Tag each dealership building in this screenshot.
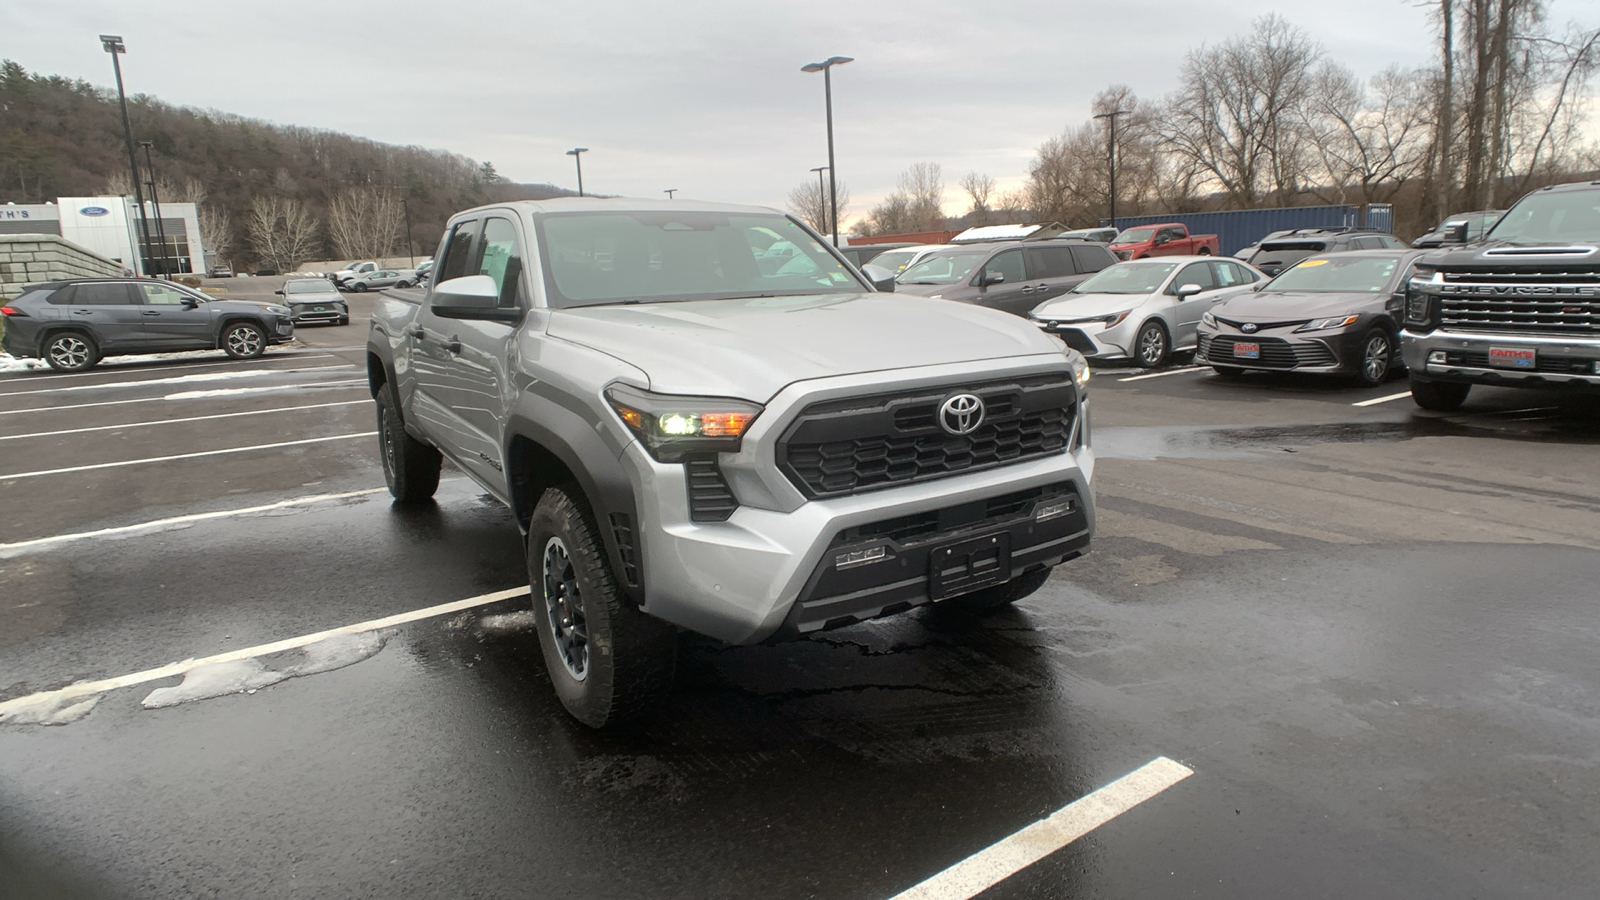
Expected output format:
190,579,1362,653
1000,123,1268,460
0,197,207,276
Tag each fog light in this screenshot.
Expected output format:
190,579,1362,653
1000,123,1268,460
835,546,888,570
1428,350,1448,364
1592,361,1600,375
1035,499,1074,523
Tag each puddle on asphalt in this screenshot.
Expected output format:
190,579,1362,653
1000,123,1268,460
1097,410,1600,461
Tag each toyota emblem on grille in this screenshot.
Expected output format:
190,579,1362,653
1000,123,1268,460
1240,322,1259,333
938,393,986,436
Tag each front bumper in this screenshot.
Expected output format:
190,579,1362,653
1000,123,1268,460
1035,318,1137,361
269,316,295,342
1401,329,1600,388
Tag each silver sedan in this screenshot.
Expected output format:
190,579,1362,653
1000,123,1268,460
344,269,418,292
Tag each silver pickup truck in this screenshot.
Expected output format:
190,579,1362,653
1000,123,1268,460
366,198,1095,727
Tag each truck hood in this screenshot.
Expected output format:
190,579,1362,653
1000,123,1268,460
1211,290,1388,321
1418,239,1600,268
1030,292,1155,321
545,292,1064,400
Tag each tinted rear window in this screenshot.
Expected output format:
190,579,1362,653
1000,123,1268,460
1027,246,1076,279
69,283,134,305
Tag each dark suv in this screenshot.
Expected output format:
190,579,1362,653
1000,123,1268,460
1246,230,1408,277
894,240,1118,316
0,279,294,371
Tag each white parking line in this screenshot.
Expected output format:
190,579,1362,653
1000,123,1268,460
0,400,368,442
1119,366,1202,383
0,353,338,384
0,487,388,557
0,364,356,398
1351,391,1413,407
0,380,368,417
888,757,1194,900
1,432,376,481
0,587,530,721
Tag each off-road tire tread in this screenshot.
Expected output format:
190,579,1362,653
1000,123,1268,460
529,485,675,728
377,387,441,502
1409,377,1471,411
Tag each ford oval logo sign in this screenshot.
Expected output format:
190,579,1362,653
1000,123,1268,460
79,206,110,217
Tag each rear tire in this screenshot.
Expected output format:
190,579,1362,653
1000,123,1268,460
1409,377,1471,411
221,321,266,359
940,567,1053,613
42,331,99,371
527,485,676,729
376,386,441,502
1197,247,1212,256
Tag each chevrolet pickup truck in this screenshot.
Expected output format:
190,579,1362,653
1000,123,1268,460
1402,181,1600,410
1110,223,1219,260
366,199,1096,727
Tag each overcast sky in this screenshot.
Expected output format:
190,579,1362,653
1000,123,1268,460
6,0,1597,221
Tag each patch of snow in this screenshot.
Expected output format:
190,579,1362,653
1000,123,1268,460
0,691,102,726
478,611,539,634
140,631,390,710
0,353,50,373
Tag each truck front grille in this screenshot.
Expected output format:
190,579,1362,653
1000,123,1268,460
778,374,1076,499
1433,267,1600,335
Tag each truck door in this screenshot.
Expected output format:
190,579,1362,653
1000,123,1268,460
406,218,483,480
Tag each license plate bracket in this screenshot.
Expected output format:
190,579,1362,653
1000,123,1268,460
929,533,1012,601
1488,347,1536,369
1233,342,1261,359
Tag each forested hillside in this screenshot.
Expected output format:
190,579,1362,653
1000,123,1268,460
0,60,573,267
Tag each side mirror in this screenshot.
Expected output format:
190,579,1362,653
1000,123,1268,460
181,297,200,309
1175,283,1204,298
981,271,1006,287
1153,235,1171,246
1443,221,1469,243
860,263,896,293
273,289,284,295
431,274,522,322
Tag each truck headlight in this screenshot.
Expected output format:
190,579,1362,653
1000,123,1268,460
605,384,762,462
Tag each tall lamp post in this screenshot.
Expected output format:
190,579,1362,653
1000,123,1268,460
809,165,829,235
801,56,852,247
101,35,153,276
1093,108,1129,230
663,189,677,199
138,141,172,276
401,197,416,266
566,147,588,197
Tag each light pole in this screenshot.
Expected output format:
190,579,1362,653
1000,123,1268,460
138,141,173,276
663,189,677,199
101,35,153,276
809,166,829,235
1093,108,1129,229
801,56,852,246
566,148,588,197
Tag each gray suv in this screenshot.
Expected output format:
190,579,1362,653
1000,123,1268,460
367,198,1096,728
894,240,1117,316
1,279,293,371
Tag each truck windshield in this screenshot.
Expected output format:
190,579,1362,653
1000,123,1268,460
1114,228,1156,243
1070,261,1178,294
1266,256,1399,293
897,250,988,285
1486,191,1600,243
533,212,859,307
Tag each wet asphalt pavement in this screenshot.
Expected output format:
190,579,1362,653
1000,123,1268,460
3,294,1600,899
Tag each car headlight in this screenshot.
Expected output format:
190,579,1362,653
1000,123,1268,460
1068,353,1091,389
605,384,763,463
1200,311,1217,328
1295,314,1360,332
1102,310,1132,328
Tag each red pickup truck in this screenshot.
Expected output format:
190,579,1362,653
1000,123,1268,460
1109,223,1219,260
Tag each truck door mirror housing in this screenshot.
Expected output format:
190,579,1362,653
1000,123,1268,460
1443,221,1469,243
431,274,524,322
1154,234,1171,245
860,263,896,292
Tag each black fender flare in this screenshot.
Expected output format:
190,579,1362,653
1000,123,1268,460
504,395,643,605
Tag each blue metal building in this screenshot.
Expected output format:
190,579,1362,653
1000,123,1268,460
1109,204,1394,255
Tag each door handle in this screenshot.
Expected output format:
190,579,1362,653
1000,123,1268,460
404,325,425,339
73,310,93,315
1021,286,1035,294
142,310,162,316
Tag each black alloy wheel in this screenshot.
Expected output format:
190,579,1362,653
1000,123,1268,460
221,322,266,359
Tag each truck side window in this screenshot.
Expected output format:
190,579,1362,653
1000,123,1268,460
474,217,525,308
436,220,481,284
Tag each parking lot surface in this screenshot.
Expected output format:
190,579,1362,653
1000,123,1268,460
3,301,1599,898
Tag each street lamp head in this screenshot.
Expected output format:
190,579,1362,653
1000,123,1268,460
801,56,853,73
810,166,828,173
100,34,125,54
566,147,588,156
138,139,152,149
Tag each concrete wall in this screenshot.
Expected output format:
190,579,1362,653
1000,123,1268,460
0,233,126,301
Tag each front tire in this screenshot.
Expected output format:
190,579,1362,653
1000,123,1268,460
42,331,100,371
1354,328,1394,387
1212,365,1247,379
376,386,441,502
528,485,676,729
1410,377,1471,411
1134,320,1170,367
221,321,266,359
353,283,369,292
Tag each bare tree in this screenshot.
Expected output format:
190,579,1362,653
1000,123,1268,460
328,186,404,260
900,162,946,230
787,178,849,234
960,172,996,225
1026,86,1163,225
1160,14,1323,206
102,170,134,197
246,196,320,272
1301,64,1434,204
199,205,233,265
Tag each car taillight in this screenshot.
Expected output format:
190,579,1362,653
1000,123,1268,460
0,306,26,316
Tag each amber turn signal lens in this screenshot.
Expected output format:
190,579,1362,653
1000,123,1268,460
699,412,754,437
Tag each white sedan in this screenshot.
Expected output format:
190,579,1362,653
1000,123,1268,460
1028,256,1263,367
